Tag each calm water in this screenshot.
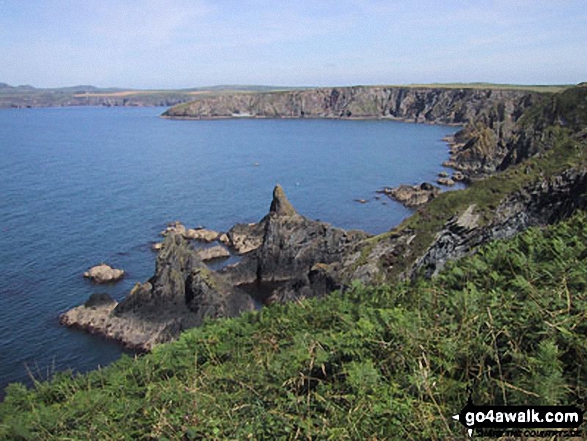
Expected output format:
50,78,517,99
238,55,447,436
0,106,457,396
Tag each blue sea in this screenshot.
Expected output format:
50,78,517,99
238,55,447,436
0,106,458,397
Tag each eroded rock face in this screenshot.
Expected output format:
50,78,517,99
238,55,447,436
222,185,370,299
223,222,265,255
62,233,254,350
83,264,124,283
379,183,441,207
343,167,587,284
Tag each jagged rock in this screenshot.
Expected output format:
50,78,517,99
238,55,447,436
412,167,587,277
438,171,449,178
83,264,124,283
380,183,441,207
198,245,230,262
437,177,456,186
222,184,370,295
270,184,296,216
183,228,219,242
62,233,254,350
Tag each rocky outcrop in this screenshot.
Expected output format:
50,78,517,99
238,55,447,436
63,185,372,348
221,185,370,301
83,264,124,283
183,228,219,242
197,245,230,262
62,233,254,350
338,165,587,286
63,157,587,348
379,183,441,207
412,167,587,277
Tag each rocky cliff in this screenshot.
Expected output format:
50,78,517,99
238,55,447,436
163,86,546,180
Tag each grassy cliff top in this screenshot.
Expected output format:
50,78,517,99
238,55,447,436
1,210,586,439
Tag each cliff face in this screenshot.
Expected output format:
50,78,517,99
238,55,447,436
164,86,531,124
163,86,542,180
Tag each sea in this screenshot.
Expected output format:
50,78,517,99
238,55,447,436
0,106,459,398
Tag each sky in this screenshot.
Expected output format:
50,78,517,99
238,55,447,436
0,0,585,89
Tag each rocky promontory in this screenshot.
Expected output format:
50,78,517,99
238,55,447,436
61,185,369,349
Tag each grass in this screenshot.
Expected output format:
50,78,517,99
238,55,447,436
1,210,586,440
402,83,571,93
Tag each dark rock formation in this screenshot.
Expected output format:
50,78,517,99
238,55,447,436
62,184,371,349
221,185,370,301
413,167,587,277
61,233,254,350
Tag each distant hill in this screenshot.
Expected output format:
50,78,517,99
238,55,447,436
0,83,299,108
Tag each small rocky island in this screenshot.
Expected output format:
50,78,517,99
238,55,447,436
83,264,125,283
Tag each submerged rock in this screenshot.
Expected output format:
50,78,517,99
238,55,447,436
83,264,124,283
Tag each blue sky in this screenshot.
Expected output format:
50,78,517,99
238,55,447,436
0,0,585,88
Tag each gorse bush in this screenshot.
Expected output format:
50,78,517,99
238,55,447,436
1,211,586,440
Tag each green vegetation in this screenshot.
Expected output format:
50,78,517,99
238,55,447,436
361,86,587,280
403,83,571,93
2,211,587,440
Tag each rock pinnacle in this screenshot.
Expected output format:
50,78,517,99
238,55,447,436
269,184,296,216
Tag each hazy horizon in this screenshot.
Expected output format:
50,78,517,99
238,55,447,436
0,0,585,89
